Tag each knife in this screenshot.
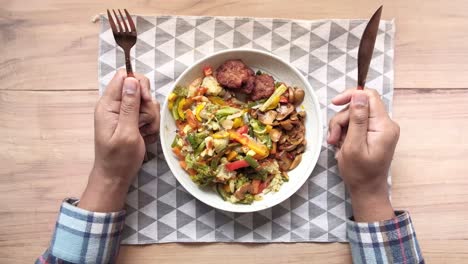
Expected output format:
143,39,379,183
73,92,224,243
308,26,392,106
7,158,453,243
357,5,383,90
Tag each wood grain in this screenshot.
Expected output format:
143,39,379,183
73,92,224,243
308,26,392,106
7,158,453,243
1,0,468,91
1,89,468,263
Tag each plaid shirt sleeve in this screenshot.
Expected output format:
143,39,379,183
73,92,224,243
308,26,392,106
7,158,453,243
347,211,424,264
36,198,126,264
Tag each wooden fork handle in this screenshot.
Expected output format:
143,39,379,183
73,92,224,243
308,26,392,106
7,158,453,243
124,49,134,77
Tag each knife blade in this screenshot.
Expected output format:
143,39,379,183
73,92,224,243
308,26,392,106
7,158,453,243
357,5,383,90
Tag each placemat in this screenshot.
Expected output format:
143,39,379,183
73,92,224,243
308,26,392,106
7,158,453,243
98,15,395,244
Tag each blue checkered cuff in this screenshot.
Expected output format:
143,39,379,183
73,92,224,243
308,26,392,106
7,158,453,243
347,211,424,264
49,198,126,264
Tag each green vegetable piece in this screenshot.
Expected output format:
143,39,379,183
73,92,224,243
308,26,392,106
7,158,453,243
192,173,214,186
195,141,206,155
171,136,179,148
185,154,196,168
256,70,262,76
259,84,288,112
250,119,267,134
252,169,268,181
244,155,259,169
238,194,255,204
216,183,229,201
235,176,249,189
171,97,181,120
193,163,211,175
173,86,188,97
187,133,198,148
215,106,240,120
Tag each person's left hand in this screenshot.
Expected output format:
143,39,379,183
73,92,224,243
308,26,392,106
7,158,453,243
79,70,160,212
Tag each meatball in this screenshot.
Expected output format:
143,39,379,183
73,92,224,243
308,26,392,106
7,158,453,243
251,74,275,101
240,75,255,94
215,60,253,89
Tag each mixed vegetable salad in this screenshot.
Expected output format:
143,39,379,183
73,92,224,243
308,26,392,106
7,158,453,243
168,60,307,204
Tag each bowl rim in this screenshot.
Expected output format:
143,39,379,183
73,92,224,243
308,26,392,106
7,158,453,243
159,48,323,213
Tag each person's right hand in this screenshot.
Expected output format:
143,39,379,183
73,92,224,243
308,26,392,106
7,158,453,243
79,69,160,212
327,89,400,221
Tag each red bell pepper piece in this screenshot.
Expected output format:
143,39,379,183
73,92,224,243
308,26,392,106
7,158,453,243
185,110,200,129
225,159,249,171
203,66,213,76
236,125,249,135
196,86,208,96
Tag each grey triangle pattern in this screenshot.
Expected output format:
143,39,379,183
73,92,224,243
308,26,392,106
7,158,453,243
272,221,289,239
195,28,212,48
330,21,347,41
137,16,155,35
327,191,345,210
309,202,326,219
272,32,289,51
327,212,346,230
215,19,233,37
138,232,155,243
100,62,115,77
155,28,174,47
176,18,194,36
253,21,271,39
136,39,154,58
233,31,251,48
291,22,309,41
138,211,155,231
138,190,154,209
100,40,114,55
98,15,395,244
290,44,308,62
121,224,137,242
234,220,251,239
136,60,153,75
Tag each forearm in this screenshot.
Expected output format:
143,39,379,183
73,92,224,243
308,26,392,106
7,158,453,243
349,185,395,222
79,167,131,212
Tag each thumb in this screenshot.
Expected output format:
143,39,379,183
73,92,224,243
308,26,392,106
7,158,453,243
118,77,141,132
346,91,369,145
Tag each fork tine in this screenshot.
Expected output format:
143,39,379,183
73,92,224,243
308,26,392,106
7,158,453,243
124,9,136,33
107,9,118,34
118,9,129,33
112,9,123,32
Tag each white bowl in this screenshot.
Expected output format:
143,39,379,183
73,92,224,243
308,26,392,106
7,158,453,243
160,49,323,213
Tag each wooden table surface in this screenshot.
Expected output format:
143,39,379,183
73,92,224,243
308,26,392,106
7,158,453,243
1,0,468,263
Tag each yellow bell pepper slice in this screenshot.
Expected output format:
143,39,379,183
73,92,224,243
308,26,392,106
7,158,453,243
178,98,186,120
226,151,237,161
168,93,177,110
228,130,269,159
232,117,244,128
168,92,177,102
213,131,229,139
208,96,226,106
195,102,206,122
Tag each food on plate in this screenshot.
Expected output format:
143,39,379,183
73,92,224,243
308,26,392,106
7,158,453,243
215,60,253,89
251,73,275,100
168,59,307,204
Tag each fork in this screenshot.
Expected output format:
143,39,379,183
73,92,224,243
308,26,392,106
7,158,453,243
107,9,137,77
107,9,150,163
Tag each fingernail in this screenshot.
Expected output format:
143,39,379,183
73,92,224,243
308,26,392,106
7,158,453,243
124,78,137,95
352,92,368,106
